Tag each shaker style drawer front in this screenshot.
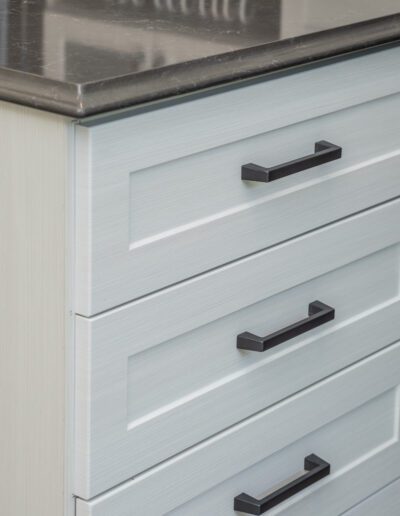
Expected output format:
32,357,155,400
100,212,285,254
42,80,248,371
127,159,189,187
74,199,400,498
342,478,400,516
76,341,400,516
76,49,400,316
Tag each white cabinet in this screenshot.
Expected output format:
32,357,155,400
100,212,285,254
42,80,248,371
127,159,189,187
72,44,400,513
2,44,400,516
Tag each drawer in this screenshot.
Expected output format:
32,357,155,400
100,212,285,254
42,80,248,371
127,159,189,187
75,199,400,498
343,478,400,516
76,48,400,316
76,341,400,515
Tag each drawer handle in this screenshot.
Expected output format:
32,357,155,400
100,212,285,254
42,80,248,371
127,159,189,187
237,300,335,352
234,454,331,515
241,140,342,182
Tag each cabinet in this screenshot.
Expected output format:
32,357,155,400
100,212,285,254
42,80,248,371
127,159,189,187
1,34,400,516
73,44,400,512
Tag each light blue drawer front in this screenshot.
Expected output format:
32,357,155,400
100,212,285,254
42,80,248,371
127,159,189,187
76,341,400,516
75,199,400,499
75,47,400,316
343,478,400,516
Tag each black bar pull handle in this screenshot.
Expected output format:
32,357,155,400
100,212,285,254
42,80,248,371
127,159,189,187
237,301,335,352
242,140,342,183
234,454,331,515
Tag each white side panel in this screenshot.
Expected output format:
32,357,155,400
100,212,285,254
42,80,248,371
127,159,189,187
76,47,400,315
76,341,400,516
75,199,400,498
0,102,72,515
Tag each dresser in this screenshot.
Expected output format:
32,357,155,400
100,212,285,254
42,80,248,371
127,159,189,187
1,2,400,516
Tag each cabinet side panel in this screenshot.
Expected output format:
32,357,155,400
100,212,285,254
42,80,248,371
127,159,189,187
0,101,70,516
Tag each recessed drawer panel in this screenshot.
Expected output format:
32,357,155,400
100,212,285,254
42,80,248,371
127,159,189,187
75,199,400,498
76,57,400,316
343,478,400,516
76,342,400,516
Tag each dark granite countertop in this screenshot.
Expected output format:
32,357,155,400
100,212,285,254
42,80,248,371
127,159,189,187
1,0,400,117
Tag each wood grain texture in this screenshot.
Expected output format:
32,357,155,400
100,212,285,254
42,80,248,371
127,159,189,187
0,101,72,516
169,392,398,516
126,245,397,423
76,341,400,516
75,199,400,499
75,46,400,315
343,478,400,516
127,97,400,246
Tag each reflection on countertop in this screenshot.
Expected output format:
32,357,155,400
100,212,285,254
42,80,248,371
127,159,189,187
2,0,283,82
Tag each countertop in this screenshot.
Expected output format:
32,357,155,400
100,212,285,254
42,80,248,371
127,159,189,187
1,0,400,117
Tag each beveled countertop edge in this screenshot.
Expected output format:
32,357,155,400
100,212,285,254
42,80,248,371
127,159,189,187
1,14,399,119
